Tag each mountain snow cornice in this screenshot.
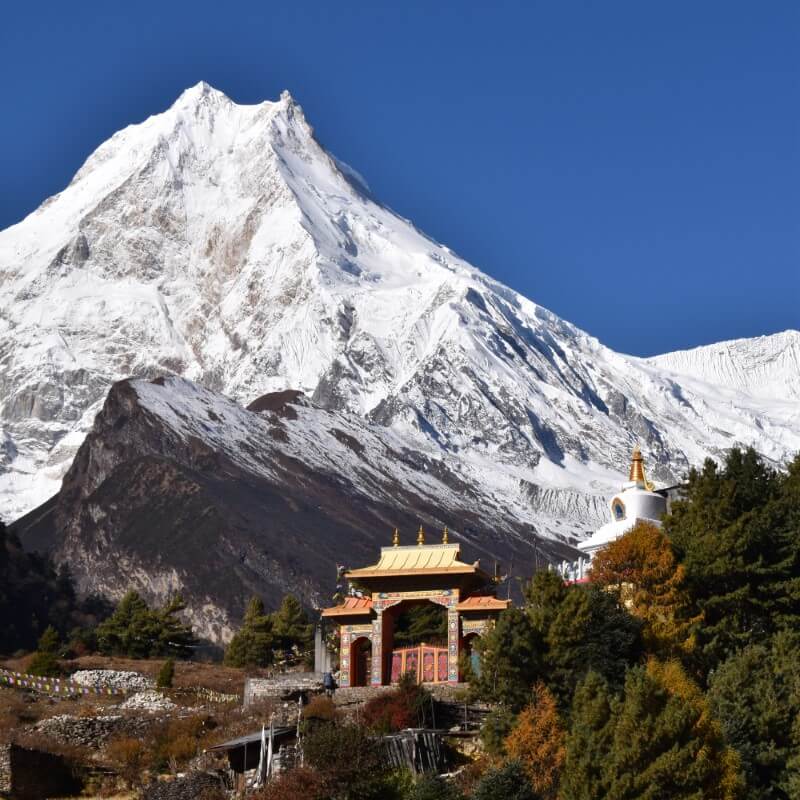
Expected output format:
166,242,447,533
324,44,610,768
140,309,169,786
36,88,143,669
1,82,798,533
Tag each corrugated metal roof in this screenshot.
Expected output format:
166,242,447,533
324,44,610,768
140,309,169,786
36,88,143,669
207,727,295,751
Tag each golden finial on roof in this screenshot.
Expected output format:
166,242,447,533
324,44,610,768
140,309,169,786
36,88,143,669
442,526,449,544
392,527,400,547
417,524,425,546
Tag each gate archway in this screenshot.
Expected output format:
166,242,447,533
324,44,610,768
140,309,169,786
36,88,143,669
350,636,372,687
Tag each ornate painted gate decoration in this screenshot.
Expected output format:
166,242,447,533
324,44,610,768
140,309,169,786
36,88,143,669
322,526,510,687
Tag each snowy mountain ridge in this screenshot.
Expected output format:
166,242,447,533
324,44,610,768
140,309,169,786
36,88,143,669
1,82,798,534
648,330,800,403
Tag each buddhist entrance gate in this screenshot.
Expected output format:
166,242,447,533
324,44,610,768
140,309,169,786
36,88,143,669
322,527,509,686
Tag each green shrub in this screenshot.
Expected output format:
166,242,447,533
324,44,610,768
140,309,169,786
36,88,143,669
157,658,175,688
27,626,61,677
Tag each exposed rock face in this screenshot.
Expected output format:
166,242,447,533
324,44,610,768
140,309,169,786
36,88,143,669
1,82,798,528
14,376,574,642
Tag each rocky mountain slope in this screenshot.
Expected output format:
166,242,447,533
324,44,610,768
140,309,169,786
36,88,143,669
1,81,798,537
12,376,577,641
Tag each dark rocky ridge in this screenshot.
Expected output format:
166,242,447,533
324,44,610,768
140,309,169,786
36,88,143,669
12,376,575,642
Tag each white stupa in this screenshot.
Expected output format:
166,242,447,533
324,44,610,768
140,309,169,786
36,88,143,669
578,445,667,561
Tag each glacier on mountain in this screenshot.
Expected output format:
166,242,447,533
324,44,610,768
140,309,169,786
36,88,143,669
1,81,798,535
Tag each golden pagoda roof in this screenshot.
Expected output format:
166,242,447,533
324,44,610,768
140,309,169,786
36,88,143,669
347,543,483,579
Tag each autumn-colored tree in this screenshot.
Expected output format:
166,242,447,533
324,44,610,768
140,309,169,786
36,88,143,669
590,521,699,658
504,682,565,799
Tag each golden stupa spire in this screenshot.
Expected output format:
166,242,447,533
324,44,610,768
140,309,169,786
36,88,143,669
629,445,655,490
442,525,449,544
629,445,645,483
417,524,425,546
392,527,400,547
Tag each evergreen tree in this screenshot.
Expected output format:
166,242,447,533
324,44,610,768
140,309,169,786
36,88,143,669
665,447,798,670
473,574,640,711
30,626,60,673
154,594,195,654
543,584,641,706
224,596,274,667
708,631,800,799
96,591,195,658
560,672,615,800
602,663,742,799
392,603,448,647
156,658,175,688
472,760,539,800
480,707,517,756
472,607,544,711
409,775,465,800
27,625,61,676
271,594,313,654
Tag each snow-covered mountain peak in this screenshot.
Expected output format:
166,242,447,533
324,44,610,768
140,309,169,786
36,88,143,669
649,329,800,402
175,80,231,106
1,84,798,533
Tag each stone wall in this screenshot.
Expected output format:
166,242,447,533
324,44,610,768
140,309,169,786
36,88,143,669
141,772,225,800
332,682,470,707
0,744,80,799
0,744,11,797
244,673,323,706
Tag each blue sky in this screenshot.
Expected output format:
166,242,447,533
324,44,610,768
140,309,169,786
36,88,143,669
2,1,797,356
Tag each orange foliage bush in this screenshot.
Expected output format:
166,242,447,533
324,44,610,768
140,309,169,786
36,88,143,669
504,682,565,799
255,766,329,800
106,736,148,788
361,679,428,733
302,694,339,724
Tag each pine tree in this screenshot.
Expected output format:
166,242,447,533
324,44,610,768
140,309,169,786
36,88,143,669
560,672,615,800
156,658,175,688
96,591,195,658
224,596,274,667
473,575,640,711
271,594,313,654
27,625,61,676
708,631,800,799
544,584,641,706
471,607,544,711
504,682,565,799
602,662,743,799
665,447,797,669
155,594,195,655
472,760,539,800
